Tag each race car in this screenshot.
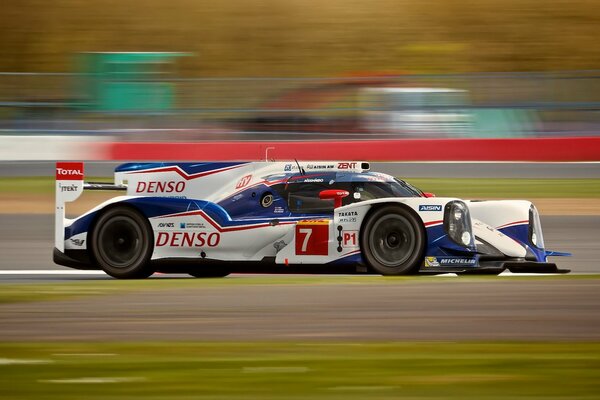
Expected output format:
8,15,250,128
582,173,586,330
54,161,570,278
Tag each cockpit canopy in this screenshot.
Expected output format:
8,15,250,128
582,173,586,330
271,172,422,213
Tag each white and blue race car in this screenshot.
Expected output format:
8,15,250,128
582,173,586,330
54,161,569,278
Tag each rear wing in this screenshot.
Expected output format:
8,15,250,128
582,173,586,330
55,162,126,252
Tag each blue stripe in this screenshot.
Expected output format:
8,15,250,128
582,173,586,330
498,224,545,262
65,197,328,239
115,162,247,175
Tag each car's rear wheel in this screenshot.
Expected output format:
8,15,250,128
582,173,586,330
90,206,154,279
360,205,425,275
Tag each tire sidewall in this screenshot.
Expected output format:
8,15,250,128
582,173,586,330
360,205,425,275
90,206,154,279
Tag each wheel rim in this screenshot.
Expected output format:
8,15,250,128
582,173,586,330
96,215,144,268
368,214,417,267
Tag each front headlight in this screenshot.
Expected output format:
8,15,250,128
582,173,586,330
444,201,474,247
461,231,472,246
529,205,545,249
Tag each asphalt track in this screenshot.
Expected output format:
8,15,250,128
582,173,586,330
0,277,599,341
0,214,598,342
1,161,600,178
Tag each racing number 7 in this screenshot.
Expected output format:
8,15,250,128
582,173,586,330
295,222,329,256
298,228,312,252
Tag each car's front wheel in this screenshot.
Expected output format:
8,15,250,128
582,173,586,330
360,205,425,275
90,206,154,279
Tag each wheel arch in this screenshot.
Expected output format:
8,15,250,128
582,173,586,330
357,201,428,274
359,201,428,242
86,201,155,261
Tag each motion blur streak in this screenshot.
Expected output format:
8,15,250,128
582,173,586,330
2,0,599,74
1,1,599,398
1,278,599,341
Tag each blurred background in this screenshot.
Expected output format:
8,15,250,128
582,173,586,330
0,0,599,146
1,3,600,399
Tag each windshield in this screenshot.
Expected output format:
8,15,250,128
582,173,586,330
344,179,421,205
396,179,424,197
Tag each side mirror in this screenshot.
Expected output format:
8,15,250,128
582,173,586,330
423,192,436,198
319,189,349,209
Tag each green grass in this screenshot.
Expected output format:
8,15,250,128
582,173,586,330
0,275,436,304
0,275,413,304
408,178,600,199
0,177,109,194
1,274,597,305
0,342,598,399
1,177,599,198
0,177,54,194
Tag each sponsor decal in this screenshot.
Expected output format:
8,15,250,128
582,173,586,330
424,256,440,267
155,231,220,247
56,162,84,180
261,193,274,208
338,211,358,223
69,238,85,247
285,163,337,172
419,205,442,212
337,162,357,169
58,183,78,192
273,240,287,252
297,219,329,225
236,174,252,189
179,222,206,229
295,223,329,255
364,176,387,182
474,220,500,233
274,206,285,214
135,181,186,193
425,256,477,267
341,231,358,247
302,178,324,183
157,222,174,228
439,257,477,265
306,164,335,170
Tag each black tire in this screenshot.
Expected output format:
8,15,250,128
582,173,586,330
360,205,425,275
90,206,154,279
188,270,230,278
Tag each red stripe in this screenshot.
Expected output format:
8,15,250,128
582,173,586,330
496,220,529,229
103,137,600,162
156,210,295,232
343,249,361,256
424,220,443,227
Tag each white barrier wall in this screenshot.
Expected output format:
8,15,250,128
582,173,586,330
0,136,107,160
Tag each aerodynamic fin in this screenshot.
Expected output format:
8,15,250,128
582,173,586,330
545,250,572,257
55,162,85,252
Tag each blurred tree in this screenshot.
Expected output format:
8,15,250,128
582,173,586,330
0,0,599,75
